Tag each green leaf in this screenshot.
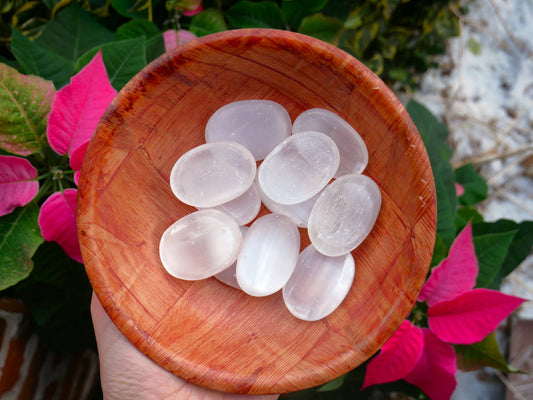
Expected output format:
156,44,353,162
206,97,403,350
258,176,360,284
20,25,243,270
0,203,44,290
116,19,160,41
102,37,147,91
16,242,91,326
0,55,19,69
467,37,482,55
10,28,73,88
317,374,347,392
282,0,328,30
34,3,114,66
474,230,517,288
407,100,456,247
430,233,447,268
110,0,152,19
455,332,521,373
454,206,484,233
76,38,147,91
16,241,95,351
0,62,55,155
190,8,228,37
298,14,344,44
146,34,165,63
474,220,533,289
454,163,488,206
225,1,285,29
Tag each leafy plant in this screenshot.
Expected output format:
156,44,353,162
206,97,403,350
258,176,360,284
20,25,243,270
0,1,531,399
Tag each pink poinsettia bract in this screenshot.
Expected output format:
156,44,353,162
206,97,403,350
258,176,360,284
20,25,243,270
363,222,527,399
0,155,39,216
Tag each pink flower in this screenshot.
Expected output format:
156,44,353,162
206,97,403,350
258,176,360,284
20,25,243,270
363,222,527,399
38,51,116,261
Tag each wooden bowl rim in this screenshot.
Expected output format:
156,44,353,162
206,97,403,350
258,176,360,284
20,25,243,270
78,28,437,394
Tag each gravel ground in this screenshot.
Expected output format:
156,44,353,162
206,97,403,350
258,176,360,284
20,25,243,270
410,1,533,398
413,0,533,317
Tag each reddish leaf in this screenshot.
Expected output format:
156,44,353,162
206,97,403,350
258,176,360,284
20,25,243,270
362,320,424,388
46,51,116,157
0,63,55,156
405,329,457,400
428,288,527,344
38,189,82,262
418,223,478,306
163,29,197,52
0,155,38,216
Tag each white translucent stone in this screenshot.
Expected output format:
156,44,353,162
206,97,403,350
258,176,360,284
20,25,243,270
214,226,249,289
237,214,300,296
258,131,340,205
308,174,381,257
198,183,261,226
205,100,291,160
159,209,242,280
292,108,368,176
170,141,256,208
283,245,355,321
257,181,321,228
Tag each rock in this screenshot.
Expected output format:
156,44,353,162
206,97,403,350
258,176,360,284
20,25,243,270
205,100,291,160
215,226,249,289
237,214,300,296
159,209,242,280
292,108,368,176
170,141,256,208
198,183,261,226
308,173,381,256
257,180,321,228
258,131,340,205
283,244,355,321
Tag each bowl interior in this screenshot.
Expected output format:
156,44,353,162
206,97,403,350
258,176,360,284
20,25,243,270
77,29,436,395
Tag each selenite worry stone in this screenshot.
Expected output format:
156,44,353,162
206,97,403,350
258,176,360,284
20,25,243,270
237,214,300,297
159,209,242,280
257,181,321,228
198,183,261,226
170,141,256,208
308,174,381,257
292,108,368,177
215,226,249,289
205,100,292,160
257,131,340,205
283,244,355,321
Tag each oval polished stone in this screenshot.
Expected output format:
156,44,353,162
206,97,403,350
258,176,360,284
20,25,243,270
258,131,340,205
257,181,321,228
205,100,291,160
198,183,261,226
292,108,368,176
170,141,256,208
308,174,381,257
159,209,242,280
283,244,355,321
214,226,249,289
237,214,300,297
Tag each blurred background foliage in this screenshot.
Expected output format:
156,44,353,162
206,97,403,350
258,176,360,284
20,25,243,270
1,0,468,88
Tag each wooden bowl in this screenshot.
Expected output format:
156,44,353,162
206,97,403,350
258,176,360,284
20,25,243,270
77,29,436,394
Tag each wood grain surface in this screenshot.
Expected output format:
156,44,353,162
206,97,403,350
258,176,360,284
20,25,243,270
77,28,437,395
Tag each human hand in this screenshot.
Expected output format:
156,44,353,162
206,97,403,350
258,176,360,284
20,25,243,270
91,293,280,400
